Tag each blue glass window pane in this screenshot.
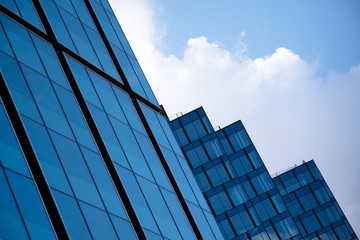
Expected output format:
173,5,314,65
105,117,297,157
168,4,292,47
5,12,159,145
0,106,30,176
109,117,154,180
0,23,14,56
208,195,223,215
115,48,146,96
49,131,103,209
54,0,76,16
65,56,102,108
195,172,211,192
83,25,120,81
39,0,76,51
0,15,45,75
53,84,97,151
220,138,233,155
187,203,217,240
21,116,72,194
129,57,158,104
174,128,189,146
59,8,100,68
243,180,256,199
51,189,91,239
185,148,201,168
134,131,172,190
248,150,263,168
219,219,235,239
0,53,42,122
6,170,56,239
88,71,126,122
80,202,118,239
89,0,119,46
80,147,127,219
230,214,246,235
0,168,29,239
160,188,196,240
228,185,246,206
13,0,45,31
0,0,19,15
137,176,181,239
88,104,130,169
110,214,137,240
70,0,95,29
113,87,146,134
21,64,74,140
115,165,160,233
274,221,291,239
31,35,70,89
204,139,223,160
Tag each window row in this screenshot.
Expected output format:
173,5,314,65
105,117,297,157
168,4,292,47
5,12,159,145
39,0,121,81
89,0,158,104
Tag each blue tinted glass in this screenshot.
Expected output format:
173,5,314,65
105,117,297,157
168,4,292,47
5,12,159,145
52,189,91,239
83,25,120,81
248,150,263,169
0,23,14,56
0,168,29,239
174,128,189,146
187,203,217,240
110,214,137,240
80,202,118,239
53,84,97,151
80,146,127,219
129,57,158,104
140,103,171,149
59,8,100,68
21,116,72,194
115,165,160,233
31,35,69,89
88,70,126,122
14,0,45,31
0,52,42,122
65,56,102,108
137,176,181,239
0,0,19,15
230,214,246,235
21,64,74,140
134,131,172,190
160,188,196,240
109,116,154,180
6,170,56,239
113,87,145,134
0,15,45,75
113,47,146,96
0,106,30,176
70,0,95,29
39,0,76,51
195,172,211,192
49,131,103,209
161,147,197,204
88,104,130,169
219,219,235,239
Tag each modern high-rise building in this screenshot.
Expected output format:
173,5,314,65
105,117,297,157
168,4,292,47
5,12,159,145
0,1,223,239
169,107,358,240
273,160,358,239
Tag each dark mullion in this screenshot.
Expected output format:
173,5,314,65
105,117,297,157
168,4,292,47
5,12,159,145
83,0,162,114
31,0,147,238
0,74,69,239
56,51,147,239
133,100,204,240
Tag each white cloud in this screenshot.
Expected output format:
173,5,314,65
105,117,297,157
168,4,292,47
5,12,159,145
110,0,360,235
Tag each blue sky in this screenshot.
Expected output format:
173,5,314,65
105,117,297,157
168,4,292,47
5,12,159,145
110,0,360,235
160,0,360,73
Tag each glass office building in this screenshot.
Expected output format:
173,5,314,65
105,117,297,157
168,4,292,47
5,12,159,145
273,160,358,239
0,1,223,239
170,107,358,240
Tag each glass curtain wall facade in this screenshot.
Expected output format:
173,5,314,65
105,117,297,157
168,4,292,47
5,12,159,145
0,1,223,239
170,108,302,240
170,107,358,240
273,160,358,239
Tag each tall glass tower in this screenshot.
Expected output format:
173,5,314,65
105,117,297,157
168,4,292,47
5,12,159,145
0,1,223,239
170,107,358,240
